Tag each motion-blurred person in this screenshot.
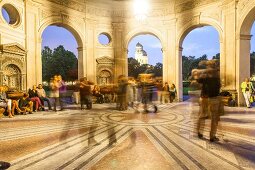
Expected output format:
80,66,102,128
116,75,128,111
58,75,66,110
92,85,104,104
194,60,222,142
79,77,94,109
73,79,80,104
127,78,136,108
155,80,163,103
139,74,157,113
169,83,177,103
241,78,254,108
49,75,62,111
162,82,170,103
37,84,52,110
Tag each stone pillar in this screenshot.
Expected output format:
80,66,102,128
222,5,236,91
113,23,125,83
36,38,42,84
77,47,86,80
236,34,252,106
85,20,96,83
176,46,183,102
24,2,38,90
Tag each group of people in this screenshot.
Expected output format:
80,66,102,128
159,82,177,103
0,74,67,118
116,74,177,113
0,83,52,118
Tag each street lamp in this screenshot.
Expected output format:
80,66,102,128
133,0,150,21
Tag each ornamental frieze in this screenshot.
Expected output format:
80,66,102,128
176,0,219,13
42,0,86,12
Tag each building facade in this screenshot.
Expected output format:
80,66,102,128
0,0,255,105
134,42,148,65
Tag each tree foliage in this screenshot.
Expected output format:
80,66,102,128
42,45,78,81
128,58,163,78
251,52,255,76
182,54,209,81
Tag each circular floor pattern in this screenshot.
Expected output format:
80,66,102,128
99,109,186,126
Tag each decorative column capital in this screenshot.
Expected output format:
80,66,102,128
77,47,86,51
239,34,252,40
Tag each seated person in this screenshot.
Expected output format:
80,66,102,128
28,85,43,111
37,84,52,110
0,86,23,118
19,93,33,114
92,85,104,104
0,86,12,118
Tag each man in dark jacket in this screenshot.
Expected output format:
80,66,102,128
79,77,94,109
195,65,221,142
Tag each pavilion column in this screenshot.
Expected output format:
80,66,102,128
113,23,126,83
77,47,87,80
36,37,42,84
236,34,252,106
176,46,183,102
222,5,236,91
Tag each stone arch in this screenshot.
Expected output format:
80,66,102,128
178,17,223,47
176,17,223,101
36,15,85,84
38,16,84,47
124,27,165,80
125,27,165,49
236,1,255,105
238,0,255,35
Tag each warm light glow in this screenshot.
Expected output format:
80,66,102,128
133,0,150,21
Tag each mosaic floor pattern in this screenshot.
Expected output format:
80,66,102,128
0,102,255,170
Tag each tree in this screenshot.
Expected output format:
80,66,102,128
251,52,255,75
42,45,78,81
212,53,220,59
153,62,163,77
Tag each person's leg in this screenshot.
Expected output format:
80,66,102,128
209,98,220,141
243,92,250,107
43,97,52,110
28,101,33,113
197,97,208,138
30,97,39,111
53,97,57,111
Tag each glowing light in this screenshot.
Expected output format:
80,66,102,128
133,0,150,21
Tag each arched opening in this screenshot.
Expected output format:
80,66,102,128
238,5,255,105
41,25,79,86
181,26,220,101
127,34,163,80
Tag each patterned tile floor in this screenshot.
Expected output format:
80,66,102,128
0,102,254,170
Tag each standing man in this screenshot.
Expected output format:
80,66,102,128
241,78,254,108
79,77,94,109
195,61,222,142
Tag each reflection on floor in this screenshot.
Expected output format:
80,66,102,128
0,102,255,170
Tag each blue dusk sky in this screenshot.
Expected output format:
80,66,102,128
42,24,255,66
